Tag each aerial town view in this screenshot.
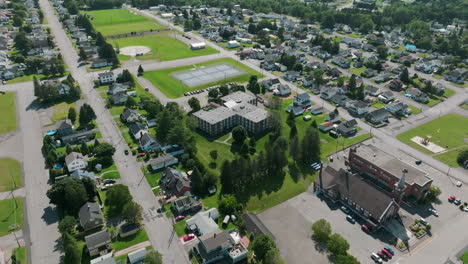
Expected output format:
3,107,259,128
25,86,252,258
0,0,467,263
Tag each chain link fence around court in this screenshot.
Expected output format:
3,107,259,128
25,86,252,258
172,63,245,88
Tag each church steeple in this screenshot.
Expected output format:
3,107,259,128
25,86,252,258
393,168,408,203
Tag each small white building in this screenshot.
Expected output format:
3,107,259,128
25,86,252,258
190,42,206,50
227,40,240,49
98,72,115,84
65,152,88,172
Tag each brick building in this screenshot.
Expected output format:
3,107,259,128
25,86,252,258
346,144,433,201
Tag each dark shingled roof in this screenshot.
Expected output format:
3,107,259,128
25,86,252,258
242,213,275,239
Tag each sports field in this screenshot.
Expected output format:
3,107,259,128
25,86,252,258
0,92,17,135
85,9,166,36
144,58,264,98
112,32,217,61
397,113,468,167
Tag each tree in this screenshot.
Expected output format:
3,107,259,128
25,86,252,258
33,75,41,97
290,135,300,161
232,125,247,144
78,47,88,61
347,74,357,97
252,234,276,261
356,83,365,101
14,32,33,55
264,248,281,264
80,141,89,155
122,201,143,224
327,233,350,255
126,96,137,109
62,232,80,264
335,253,360,264
301,127,320,164
218,195,242,216
94,142,116,157
425,185,441,202
400,67,410,84
190,167,204,194
311,218,331,243
58,215,76,234
79,104,96,126
208,88,219,98
118,69,134,86
138,65,144,76
286,110,296,127
457,149,468,166
188,97,201,112
144,251,163,264
46,177,88,214
377,45,388,60
322,14,335,29
219,86,229,96
106,184,132,215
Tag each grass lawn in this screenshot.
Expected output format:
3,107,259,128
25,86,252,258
112,229,149,251
349,66,366,76
6,74,47,84
371,101,386,109
12,247,26,264
461,250,468,264
442,88,456,98
426,97,440,107
408,105,422,115
109,105,126,117
0,92,17,134
52,101,76,124
101,171,120,179
0,198,23,236
0,158,22,192
113,32,218,61
434,147,468,168
347,33,360,39
144,58,264,98
397,113,468,166
433,74,443,79
145,171,161,188
85,9,166,36
174,220,186,237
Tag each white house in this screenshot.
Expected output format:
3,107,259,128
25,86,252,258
65,152,88,172
227,40,240,49
190,42,206,50
98,72,115,84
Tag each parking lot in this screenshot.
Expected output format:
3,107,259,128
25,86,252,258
259,190,399,264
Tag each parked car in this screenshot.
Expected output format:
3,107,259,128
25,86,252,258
136,153,146,158
183,233,195,242
377,252,388,261
371,253,383,263
346,215,356,224
384,246,395,255
361,225,369,232
419,218,428,226
103,179,116,185
175,215,185,222
428,208,438,216
464,207,468,212
454,199,462,205
340,206,350,214
456,181,462,187
448,196,456,202
415,160,422,165
381,248,393,258
124,149,129,155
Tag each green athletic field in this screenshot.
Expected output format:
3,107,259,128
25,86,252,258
85,9,166,36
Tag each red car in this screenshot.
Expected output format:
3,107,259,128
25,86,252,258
381,248,393,258
448,196,456,202
175,215,185,222
361,225,369,232
136,152,146,158
183,233,195,242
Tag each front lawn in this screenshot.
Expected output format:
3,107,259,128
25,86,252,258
52,101,76,124
0,158,22,192
408,105,422,115
85,9,166,36
461,250,468,264
371,101,386,109
143,58,264,98
12,247,26,264
0,198,23,236
113,32,218,61
174,220,186,237
0,92,17,134
112,229,149,251
101,171,120,179
348,66,366,76
434,147,468,168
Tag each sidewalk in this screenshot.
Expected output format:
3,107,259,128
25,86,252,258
113,240,151,257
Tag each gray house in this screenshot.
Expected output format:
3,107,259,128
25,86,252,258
85,230,112,256
79,202,104,231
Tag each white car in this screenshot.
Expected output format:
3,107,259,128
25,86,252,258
456,181,462,187
428,208,438,216
464,207,468,212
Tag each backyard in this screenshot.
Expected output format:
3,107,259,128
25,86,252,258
0,92,17,135
397,113,468,167
113,32,217,61
112,229,149,251
0,198,23,236
0,158,22,192
85,9,166,36
144,58,264,98
51,101,76,124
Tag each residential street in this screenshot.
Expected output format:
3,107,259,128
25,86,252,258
38,0,191,263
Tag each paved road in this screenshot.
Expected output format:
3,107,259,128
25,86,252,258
40,1,190,263
1,82,61,264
